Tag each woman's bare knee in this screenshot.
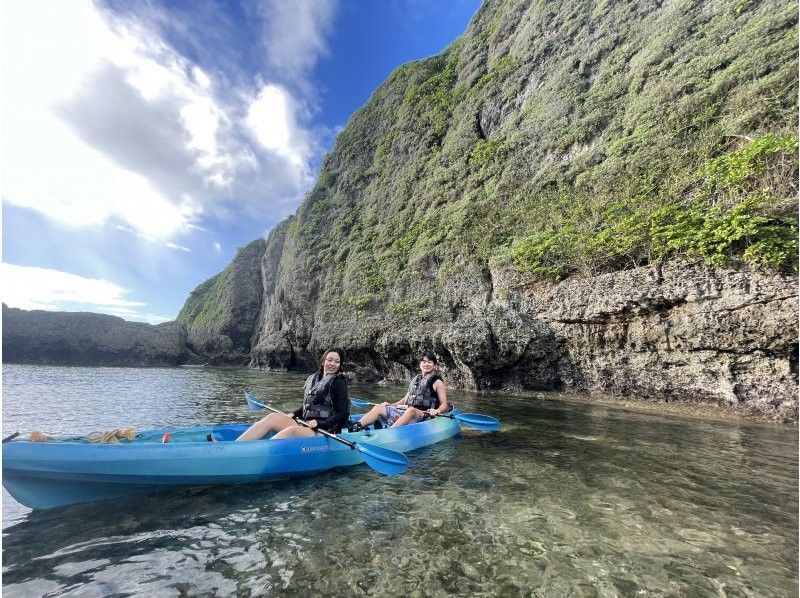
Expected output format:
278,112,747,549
237,412,294,441
273,426,315,440
391,407,418,427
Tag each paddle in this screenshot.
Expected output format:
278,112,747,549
349,398,501,432
244,392,409,476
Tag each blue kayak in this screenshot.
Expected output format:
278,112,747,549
2,412,462,510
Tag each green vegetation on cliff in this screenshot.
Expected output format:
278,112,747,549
190,0,795,332
279,0,797,322
508,134,798,277
177,239,265,340
178,272,230,333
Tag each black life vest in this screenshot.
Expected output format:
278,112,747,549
407,373,440,410
302,372,343,420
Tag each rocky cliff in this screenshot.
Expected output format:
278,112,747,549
203,0,794,422
2,305,191,366
246,252,797,421
176,238,266,364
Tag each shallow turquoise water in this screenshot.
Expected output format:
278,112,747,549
2,364,797,596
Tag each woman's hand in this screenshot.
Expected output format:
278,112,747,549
307,419,318,429
427,408,438,416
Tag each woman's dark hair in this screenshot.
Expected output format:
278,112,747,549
319,348,345,376
419,352,438,365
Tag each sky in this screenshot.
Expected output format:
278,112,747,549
1,0,480,324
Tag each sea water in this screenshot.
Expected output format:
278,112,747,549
2,364,797,596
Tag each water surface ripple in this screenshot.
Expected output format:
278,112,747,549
2,365,797,596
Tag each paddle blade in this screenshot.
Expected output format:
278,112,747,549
350,397,373,410
245,392,266,411
355,442,409,475
454,412,501,432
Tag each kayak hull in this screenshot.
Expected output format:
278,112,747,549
2,413,462,509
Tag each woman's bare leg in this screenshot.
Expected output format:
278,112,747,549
391,407,422,427
357,403,388,427
236,413,295,441
272,425,319,440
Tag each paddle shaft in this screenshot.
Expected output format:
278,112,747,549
254,401,358,450
351,398,500,431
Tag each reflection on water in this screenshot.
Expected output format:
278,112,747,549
2,364,798,596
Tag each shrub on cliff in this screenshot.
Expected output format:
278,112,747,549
509,134,799,277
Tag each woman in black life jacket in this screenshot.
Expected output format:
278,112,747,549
236,348,350,441
354,352,448,429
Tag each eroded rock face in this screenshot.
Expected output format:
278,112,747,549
248,235,798,421
249,219,317,371
2,305,191,366
496,263,798,422
177,238,266,365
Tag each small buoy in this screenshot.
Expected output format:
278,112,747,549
161,432,172,443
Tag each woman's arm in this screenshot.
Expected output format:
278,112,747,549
433,380,448,414
394,393,409,406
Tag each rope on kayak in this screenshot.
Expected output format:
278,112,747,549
17,428,137,443
86,428,136,443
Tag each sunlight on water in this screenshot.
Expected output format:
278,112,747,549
2,364,798,596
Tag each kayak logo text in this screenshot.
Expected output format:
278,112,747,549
300,445,330,453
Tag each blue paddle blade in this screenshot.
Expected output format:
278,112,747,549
454,412,501,432
245,392,266,411
350,397,373,409
356,441,409,475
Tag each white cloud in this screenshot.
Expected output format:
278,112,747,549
116,224,192,251
1,0,330,242
214,242,222,252
193,66,212,89
247,85,308,168
2,263,145,316
2,2,195,238
257,0,338,86
141,314,175,324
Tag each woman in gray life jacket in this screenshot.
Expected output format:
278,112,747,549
236,348,350,441
353,352,448,429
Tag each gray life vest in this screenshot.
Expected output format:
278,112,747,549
407,373,440,410
302,372,342,420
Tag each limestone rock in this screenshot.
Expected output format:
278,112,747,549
2,305,190,366
177,238,266,365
